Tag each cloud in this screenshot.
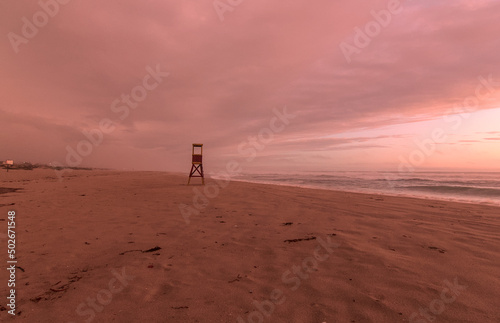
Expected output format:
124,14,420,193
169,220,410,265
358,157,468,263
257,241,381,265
1,0,500,170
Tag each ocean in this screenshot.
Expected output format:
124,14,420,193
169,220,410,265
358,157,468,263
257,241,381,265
218,171,500,206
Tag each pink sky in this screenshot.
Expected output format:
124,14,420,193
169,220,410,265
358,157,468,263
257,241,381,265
1,0,500,173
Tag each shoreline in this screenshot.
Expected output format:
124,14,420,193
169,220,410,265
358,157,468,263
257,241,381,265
4,166,497,207
2,167,500,208
210,175,500,208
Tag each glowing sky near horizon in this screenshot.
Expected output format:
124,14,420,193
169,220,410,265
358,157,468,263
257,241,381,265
1,0,499,173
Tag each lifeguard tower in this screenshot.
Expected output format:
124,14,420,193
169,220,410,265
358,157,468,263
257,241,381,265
188,143,204,185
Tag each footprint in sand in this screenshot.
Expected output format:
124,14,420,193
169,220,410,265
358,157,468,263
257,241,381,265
428,246,446,253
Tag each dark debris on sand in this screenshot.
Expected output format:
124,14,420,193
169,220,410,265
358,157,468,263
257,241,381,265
0,187,22,195
119,246,162,255
284,236,317,243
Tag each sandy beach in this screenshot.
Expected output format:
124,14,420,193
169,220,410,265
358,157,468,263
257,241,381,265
0,168,499,322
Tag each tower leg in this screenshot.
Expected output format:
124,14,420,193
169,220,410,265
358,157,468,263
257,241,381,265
188,164,204,185
188,164,194,184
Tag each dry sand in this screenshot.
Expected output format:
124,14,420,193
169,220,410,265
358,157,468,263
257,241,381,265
0,169,499,322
